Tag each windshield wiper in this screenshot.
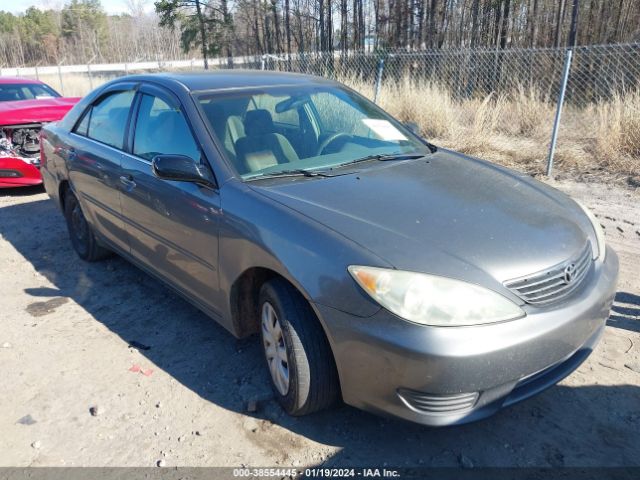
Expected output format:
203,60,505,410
335,152,426,168
246,168,338,181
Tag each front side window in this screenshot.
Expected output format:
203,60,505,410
133,94,200,162
85,90,135,149
197,85,429,179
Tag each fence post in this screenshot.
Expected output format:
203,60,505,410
373,57,385,103
57,63,64,96
546,48,573,177
88,63,93,90
261,55,266,71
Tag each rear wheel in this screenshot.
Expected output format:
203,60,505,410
259,279,339,416
64,191,111,262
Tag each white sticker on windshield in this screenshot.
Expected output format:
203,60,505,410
361,119,408,141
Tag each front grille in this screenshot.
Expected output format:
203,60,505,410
504,242,593,305
397,389,478,414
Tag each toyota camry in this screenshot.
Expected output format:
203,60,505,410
40,72,618,426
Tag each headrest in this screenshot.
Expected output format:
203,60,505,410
244,109,274,136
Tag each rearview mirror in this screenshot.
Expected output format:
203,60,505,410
275,94,309,113
152,154,216,188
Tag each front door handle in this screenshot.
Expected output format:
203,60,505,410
119,175,136,191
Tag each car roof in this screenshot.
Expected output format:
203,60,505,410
0,76,45,85
120,70,337,93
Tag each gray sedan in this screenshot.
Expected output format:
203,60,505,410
41,72,618,426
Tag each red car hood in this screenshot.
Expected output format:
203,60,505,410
0,97,80,126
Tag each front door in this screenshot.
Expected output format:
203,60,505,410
119,85,221,313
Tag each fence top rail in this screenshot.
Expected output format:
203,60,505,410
1,43,639,74
381,42,640,55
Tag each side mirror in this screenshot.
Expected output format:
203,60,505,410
152,154,216,188
404,121,421,136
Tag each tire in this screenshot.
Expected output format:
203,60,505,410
259,278,340,416
63,190,111,262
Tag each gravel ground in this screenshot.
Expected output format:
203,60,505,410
0,179,639,468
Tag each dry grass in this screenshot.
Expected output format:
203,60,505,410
34,71,640,182
341,76,639,181
38,73,119,97
590,91,640,175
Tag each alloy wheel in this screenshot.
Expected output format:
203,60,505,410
261,301,290,396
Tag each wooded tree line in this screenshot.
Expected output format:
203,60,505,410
1,0,639,68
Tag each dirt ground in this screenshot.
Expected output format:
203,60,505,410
0,179,639,468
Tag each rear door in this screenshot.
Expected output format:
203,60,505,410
119,83,222,312
67,83,137,252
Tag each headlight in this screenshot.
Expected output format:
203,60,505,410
573,199,606,261
348,266,525,326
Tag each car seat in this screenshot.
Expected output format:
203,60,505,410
235,109,299,174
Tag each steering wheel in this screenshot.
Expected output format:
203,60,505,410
316,133,352,156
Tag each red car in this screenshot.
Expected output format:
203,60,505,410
0,77,79,188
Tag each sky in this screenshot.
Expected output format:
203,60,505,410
0,0,152,15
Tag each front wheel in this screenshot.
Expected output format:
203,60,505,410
64,191,111,262
259,279,339,416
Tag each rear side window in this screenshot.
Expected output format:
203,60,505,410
133,94,200,162
82,90,135,149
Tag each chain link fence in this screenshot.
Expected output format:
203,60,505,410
260,44,640,100
258,44,639,177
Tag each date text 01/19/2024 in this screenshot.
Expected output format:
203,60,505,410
232,468,401,478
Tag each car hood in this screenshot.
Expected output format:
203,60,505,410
251,150,594,295
0,97,81,126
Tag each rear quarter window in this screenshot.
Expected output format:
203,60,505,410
83,90,135,149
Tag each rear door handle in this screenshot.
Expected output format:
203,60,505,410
119,175,136,191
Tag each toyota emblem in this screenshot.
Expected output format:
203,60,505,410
563,263,576,284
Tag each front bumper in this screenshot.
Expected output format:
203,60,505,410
0,157,42,188
315,246,618,426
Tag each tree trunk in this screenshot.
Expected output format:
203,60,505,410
252,0,263,54
319,0,325,51
285,0,291,57
470,0,479,48
417,0,425,48
428,0,436,48
326,0,333,52
554,0,566,47
500,0,511,49
271,0,281,53
340,0,347,54
221,0,233,66
530,0,539,47
195,0,208,69
358,0,365,49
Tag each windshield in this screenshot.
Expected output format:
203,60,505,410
196,85,430,179
0,83,61,102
